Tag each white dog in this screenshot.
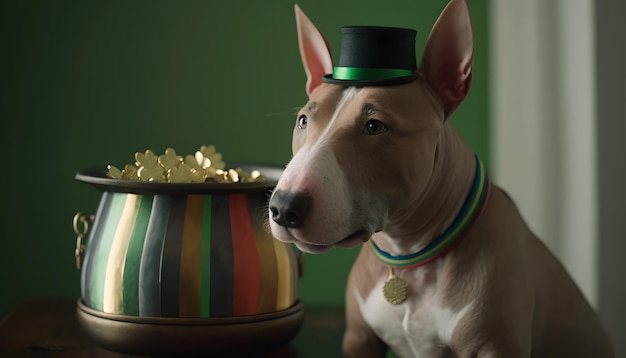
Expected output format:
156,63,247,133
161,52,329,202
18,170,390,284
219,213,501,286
269,1,614,356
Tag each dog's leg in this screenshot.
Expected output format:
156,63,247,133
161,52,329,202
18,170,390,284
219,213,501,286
343,309,387,357
343,270,388,358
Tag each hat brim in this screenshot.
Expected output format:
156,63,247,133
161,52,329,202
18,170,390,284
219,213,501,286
322,73,418,87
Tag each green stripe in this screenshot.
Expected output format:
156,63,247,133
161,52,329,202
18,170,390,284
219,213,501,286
332,66,414,81
81,192,114,308
200,195,212,317
91,193,127,311
122,195,154,315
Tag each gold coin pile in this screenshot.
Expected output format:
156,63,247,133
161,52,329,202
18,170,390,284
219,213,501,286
106,145,265,184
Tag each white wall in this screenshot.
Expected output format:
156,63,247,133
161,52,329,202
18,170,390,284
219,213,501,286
491,1,625,355
491,0,597,305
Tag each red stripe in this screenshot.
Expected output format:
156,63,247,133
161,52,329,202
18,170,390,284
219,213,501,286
229,194,260,316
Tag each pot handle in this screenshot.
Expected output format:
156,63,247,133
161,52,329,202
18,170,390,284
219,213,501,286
73,212,94,270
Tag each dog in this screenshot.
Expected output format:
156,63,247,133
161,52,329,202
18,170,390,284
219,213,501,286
268,1,614,357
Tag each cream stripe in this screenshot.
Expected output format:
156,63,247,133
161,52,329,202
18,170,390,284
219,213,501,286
103,194,141,313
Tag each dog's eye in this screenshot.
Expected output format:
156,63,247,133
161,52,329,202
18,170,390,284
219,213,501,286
363,120,388,135
298,115,308,129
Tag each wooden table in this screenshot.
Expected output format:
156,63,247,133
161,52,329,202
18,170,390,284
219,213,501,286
0,299,346,357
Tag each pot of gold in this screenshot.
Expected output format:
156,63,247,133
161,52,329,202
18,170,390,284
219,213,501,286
72,146,303,356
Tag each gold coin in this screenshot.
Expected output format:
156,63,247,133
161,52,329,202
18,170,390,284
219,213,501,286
158,147,182,170
121,164,139,180
135,149,159,168
106,165,122,179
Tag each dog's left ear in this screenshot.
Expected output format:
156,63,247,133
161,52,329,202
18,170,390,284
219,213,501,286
418,0,473,119
295,5,333,96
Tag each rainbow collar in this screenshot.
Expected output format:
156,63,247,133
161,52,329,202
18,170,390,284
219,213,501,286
369,155,490,269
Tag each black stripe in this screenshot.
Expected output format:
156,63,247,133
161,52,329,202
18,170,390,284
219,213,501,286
209,194,234,317
160,195,187,317
138,195,171,317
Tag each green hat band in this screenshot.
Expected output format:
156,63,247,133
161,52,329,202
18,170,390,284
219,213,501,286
332,66,415,81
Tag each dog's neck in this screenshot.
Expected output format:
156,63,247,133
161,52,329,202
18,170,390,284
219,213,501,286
372,125,478,257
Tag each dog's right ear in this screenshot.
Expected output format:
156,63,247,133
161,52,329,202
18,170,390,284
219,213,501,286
418,0,473,119
295,5,333,96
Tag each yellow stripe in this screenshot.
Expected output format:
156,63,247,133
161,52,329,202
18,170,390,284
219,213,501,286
273,240,294,310
254,227,279,314
103,194,141,314
179,195,204,317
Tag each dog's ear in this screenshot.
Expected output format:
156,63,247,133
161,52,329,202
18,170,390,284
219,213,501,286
295,5,333,96
418,0,473,119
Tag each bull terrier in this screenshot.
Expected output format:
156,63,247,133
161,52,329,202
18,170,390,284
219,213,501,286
268,0,614,356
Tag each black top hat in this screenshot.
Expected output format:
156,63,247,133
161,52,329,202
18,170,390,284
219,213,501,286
322,26,418,86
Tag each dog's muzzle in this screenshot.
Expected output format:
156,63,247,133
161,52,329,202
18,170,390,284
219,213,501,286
269,190,312,228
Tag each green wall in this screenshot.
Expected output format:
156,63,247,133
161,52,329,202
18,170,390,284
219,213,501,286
0,0,488,318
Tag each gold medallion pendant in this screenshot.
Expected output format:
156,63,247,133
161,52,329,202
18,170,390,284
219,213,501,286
383,266,408,305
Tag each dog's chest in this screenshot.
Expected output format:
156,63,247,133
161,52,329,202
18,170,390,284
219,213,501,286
353,266,474,357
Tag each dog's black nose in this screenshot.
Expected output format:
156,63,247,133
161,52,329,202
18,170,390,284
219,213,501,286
269,190,311,228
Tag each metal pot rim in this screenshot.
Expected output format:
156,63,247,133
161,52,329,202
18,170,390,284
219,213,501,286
75,163,282,195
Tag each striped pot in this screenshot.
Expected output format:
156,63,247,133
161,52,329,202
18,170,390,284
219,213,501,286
75,165,300,319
